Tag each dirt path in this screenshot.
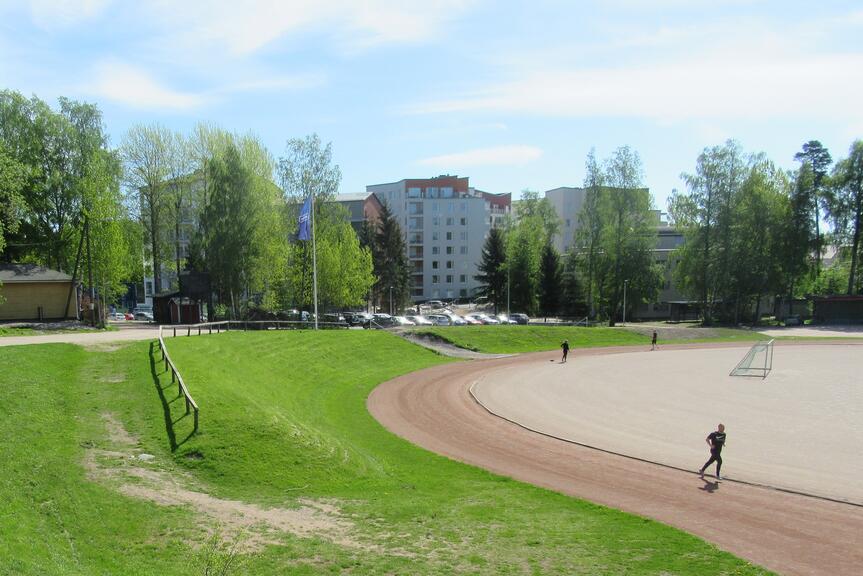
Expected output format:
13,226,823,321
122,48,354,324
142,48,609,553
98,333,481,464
368,343,863,576
0,322,157,347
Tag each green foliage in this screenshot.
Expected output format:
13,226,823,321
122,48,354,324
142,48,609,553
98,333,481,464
506,190,560,315
828,140,863,295
474,226,507,314
371,201,411,313
538,242,562,318
574,147,661,325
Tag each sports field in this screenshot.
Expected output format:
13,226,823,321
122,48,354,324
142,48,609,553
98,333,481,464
470,343,863,504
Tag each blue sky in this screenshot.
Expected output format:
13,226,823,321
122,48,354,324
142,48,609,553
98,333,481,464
2,0,862,212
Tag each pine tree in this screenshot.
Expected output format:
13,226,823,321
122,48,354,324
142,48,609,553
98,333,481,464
538,242,562,319
474,226,507,314
373,202,411,314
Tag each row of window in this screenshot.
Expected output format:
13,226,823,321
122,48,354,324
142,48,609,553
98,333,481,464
431,274,468,284
430,245,468,255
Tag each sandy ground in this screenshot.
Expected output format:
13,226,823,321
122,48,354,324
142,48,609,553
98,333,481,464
472,343,863,504
0,321,157,347
368,342,863,576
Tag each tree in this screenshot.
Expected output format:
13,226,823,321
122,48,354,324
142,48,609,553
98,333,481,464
575,148,605,318
121,124,170,294
538,242,562,319
598,146,660,326
166,130,193,280
200,143,259,317
794,140,832,273
0,143,27,258
474,226,507,314
672,140,747,323
829,141,863,295
372,202,411,314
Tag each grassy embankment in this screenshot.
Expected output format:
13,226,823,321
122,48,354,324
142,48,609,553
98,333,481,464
0,331,772,574
0,325,114,337
408,325,771,354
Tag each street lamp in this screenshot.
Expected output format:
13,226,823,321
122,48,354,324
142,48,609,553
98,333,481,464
622,279,629,326
389,285,393,316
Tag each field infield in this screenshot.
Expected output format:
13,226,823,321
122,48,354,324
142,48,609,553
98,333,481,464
472,342,863,504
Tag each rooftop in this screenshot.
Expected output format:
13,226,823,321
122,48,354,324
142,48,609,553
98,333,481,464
0,263,74,283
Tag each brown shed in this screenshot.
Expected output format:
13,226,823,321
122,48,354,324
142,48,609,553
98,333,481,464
0,264,78,321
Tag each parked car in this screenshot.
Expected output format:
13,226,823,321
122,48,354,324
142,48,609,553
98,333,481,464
495,314,517,324
133,307,154,321
321,313,346,324
461,315,482,325
124,312,134,320
425,300,444,310
467,313,499,325
444,313,468,326
426,314,451,326
405,315,433,326
109,312,126,321
784,314,802,326
510,313,530,325
392,316,416,326
370,313,395,328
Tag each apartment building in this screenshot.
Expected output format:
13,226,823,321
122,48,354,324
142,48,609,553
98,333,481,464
366,176,511,301
332,192,384,235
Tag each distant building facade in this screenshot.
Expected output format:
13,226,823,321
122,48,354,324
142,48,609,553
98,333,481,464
366,176,511,301
332,192,384,235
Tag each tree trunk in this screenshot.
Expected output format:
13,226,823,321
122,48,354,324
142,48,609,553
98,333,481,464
848,206,861,295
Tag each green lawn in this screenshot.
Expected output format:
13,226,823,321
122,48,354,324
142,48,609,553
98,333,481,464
408,325,769,354
0,325,113,337
0,332,772,574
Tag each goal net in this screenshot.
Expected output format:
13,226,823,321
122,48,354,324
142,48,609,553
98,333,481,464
729,339,774,378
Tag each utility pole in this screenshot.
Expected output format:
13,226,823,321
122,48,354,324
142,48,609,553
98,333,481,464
86,220,96,327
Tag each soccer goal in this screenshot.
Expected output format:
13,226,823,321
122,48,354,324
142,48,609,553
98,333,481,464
730,339,775,378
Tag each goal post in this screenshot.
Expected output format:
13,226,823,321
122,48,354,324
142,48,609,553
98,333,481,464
729,339,774,378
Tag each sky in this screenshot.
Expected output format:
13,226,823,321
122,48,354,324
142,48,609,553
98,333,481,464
1,0,862,212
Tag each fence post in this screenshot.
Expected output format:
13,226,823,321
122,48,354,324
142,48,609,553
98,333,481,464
193,410,199,431
187,326,191,336
173,326,176,337
198,326,201,336
185,397,190,414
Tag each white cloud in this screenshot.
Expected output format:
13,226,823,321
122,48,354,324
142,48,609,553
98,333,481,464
27,0,111,29
407,25,863,124
146,0,475,55
417,145,543,167
87,60,204,110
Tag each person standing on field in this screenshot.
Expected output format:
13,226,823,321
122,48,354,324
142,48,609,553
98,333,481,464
651,330,658,350
561,339,570,363
699,423,727,480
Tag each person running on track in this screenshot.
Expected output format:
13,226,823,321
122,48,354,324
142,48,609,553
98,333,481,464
651,330,658,350
699,423,727,480
561,339,570,363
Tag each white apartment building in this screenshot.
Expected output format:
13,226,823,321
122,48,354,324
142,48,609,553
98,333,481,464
366,176,511,302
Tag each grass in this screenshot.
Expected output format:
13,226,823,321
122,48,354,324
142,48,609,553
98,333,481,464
408,325,771,354
0,332,772,574
0,325,115,337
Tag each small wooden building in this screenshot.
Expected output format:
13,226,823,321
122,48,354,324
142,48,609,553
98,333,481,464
0,264,78,321
153,292,202,324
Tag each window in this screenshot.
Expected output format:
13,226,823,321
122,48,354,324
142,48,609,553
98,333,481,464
459,231,467,241
446,231,453,240
459,288,467,297
433,216,440,226
446,246,453,255
448,202,455,213
566,219,571,227
432,246,439,255
446,217,454,226
446,275,453,283
432,275,440,284
432,231,439,241
427,187,438,198
460,202,466,212
460,246,468,255
433,202,439,212
432,261,439,269
460,217,466,225
145,281,153,296
408,187,421,198
459,274,466,283
446,260,453,269
441,186,453,197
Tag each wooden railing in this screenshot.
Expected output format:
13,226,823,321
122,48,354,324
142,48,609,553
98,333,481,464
157,325,199,432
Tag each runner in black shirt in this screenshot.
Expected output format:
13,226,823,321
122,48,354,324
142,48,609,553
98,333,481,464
699,423,726,480
561,339,570,363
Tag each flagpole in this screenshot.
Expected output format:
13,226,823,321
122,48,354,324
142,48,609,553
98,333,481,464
311,194,319,330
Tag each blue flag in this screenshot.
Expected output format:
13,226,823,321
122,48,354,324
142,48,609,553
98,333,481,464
297,196,312,241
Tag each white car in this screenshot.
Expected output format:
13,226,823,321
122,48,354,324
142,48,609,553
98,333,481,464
392,316,416,326
109,312,126,321
405,315,433,326
467,313,499,325
426,314,451,326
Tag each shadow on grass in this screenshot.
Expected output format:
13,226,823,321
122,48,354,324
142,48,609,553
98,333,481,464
149,341,195,451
